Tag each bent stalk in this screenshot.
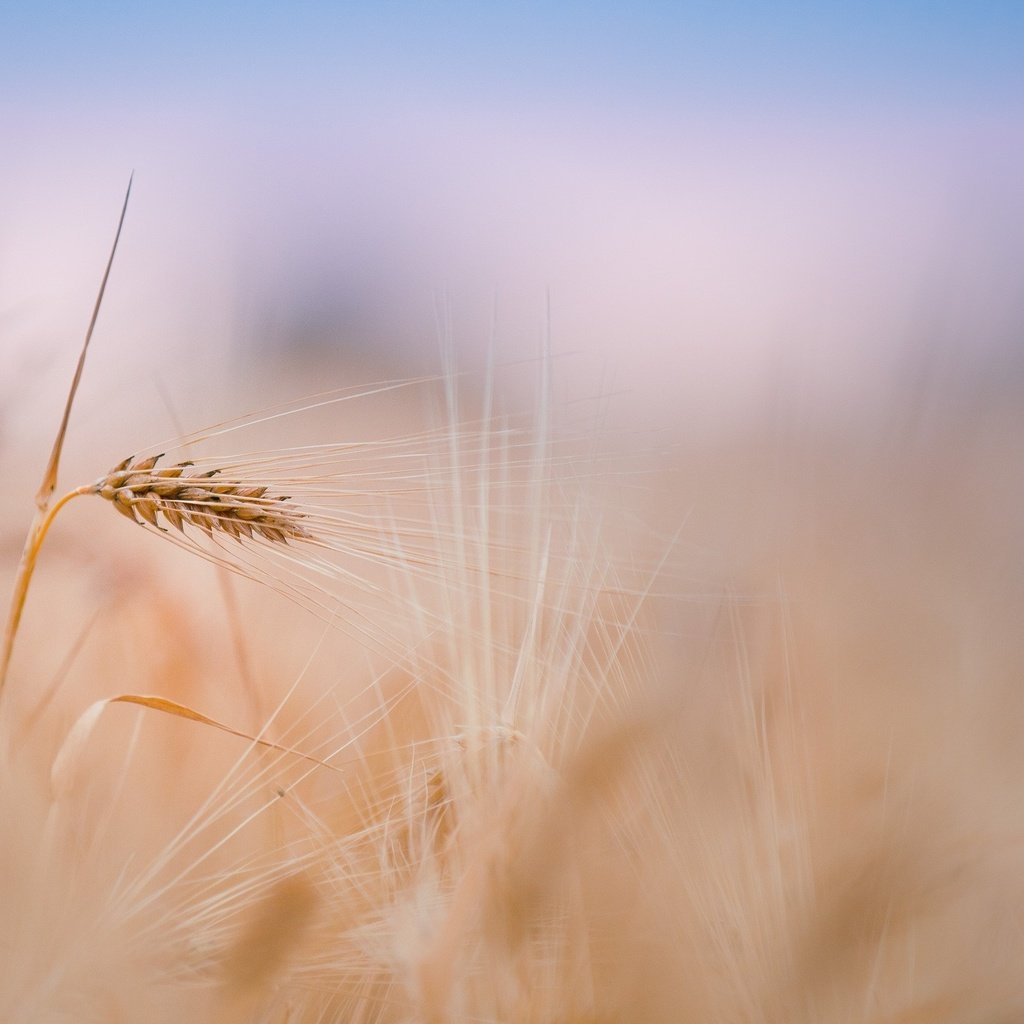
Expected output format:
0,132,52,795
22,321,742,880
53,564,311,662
0,487,92,699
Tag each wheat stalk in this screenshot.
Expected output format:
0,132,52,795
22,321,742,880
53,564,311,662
0,178,132,700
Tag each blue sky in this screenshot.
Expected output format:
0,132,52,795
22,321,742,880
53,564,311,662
2,2,1021,415
3,2,1022,113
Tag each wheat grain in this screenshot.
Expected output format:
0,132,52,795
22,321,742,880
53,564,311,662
93,454,314,545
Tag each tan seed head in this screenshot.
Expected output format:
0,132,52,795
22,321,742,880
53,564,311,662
93,455,313,545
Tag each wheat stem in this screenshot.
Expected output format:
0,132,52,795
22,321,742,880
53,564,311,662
1,177,132,708
0,486,93,701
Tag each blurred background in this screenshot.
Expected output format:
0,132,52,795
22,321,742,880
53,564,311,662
0,1,1022,448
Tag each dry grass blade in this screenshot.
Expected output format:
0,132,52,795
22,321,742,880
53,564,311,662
51,693,345,801
37,174,133,509
0,176,132,700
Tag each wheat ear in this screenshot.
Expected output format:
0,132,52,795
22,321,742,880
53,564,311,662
92,454,313,545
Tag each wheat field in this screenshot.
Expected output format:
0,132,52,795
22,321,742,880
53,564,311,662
1,221,1023,1023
